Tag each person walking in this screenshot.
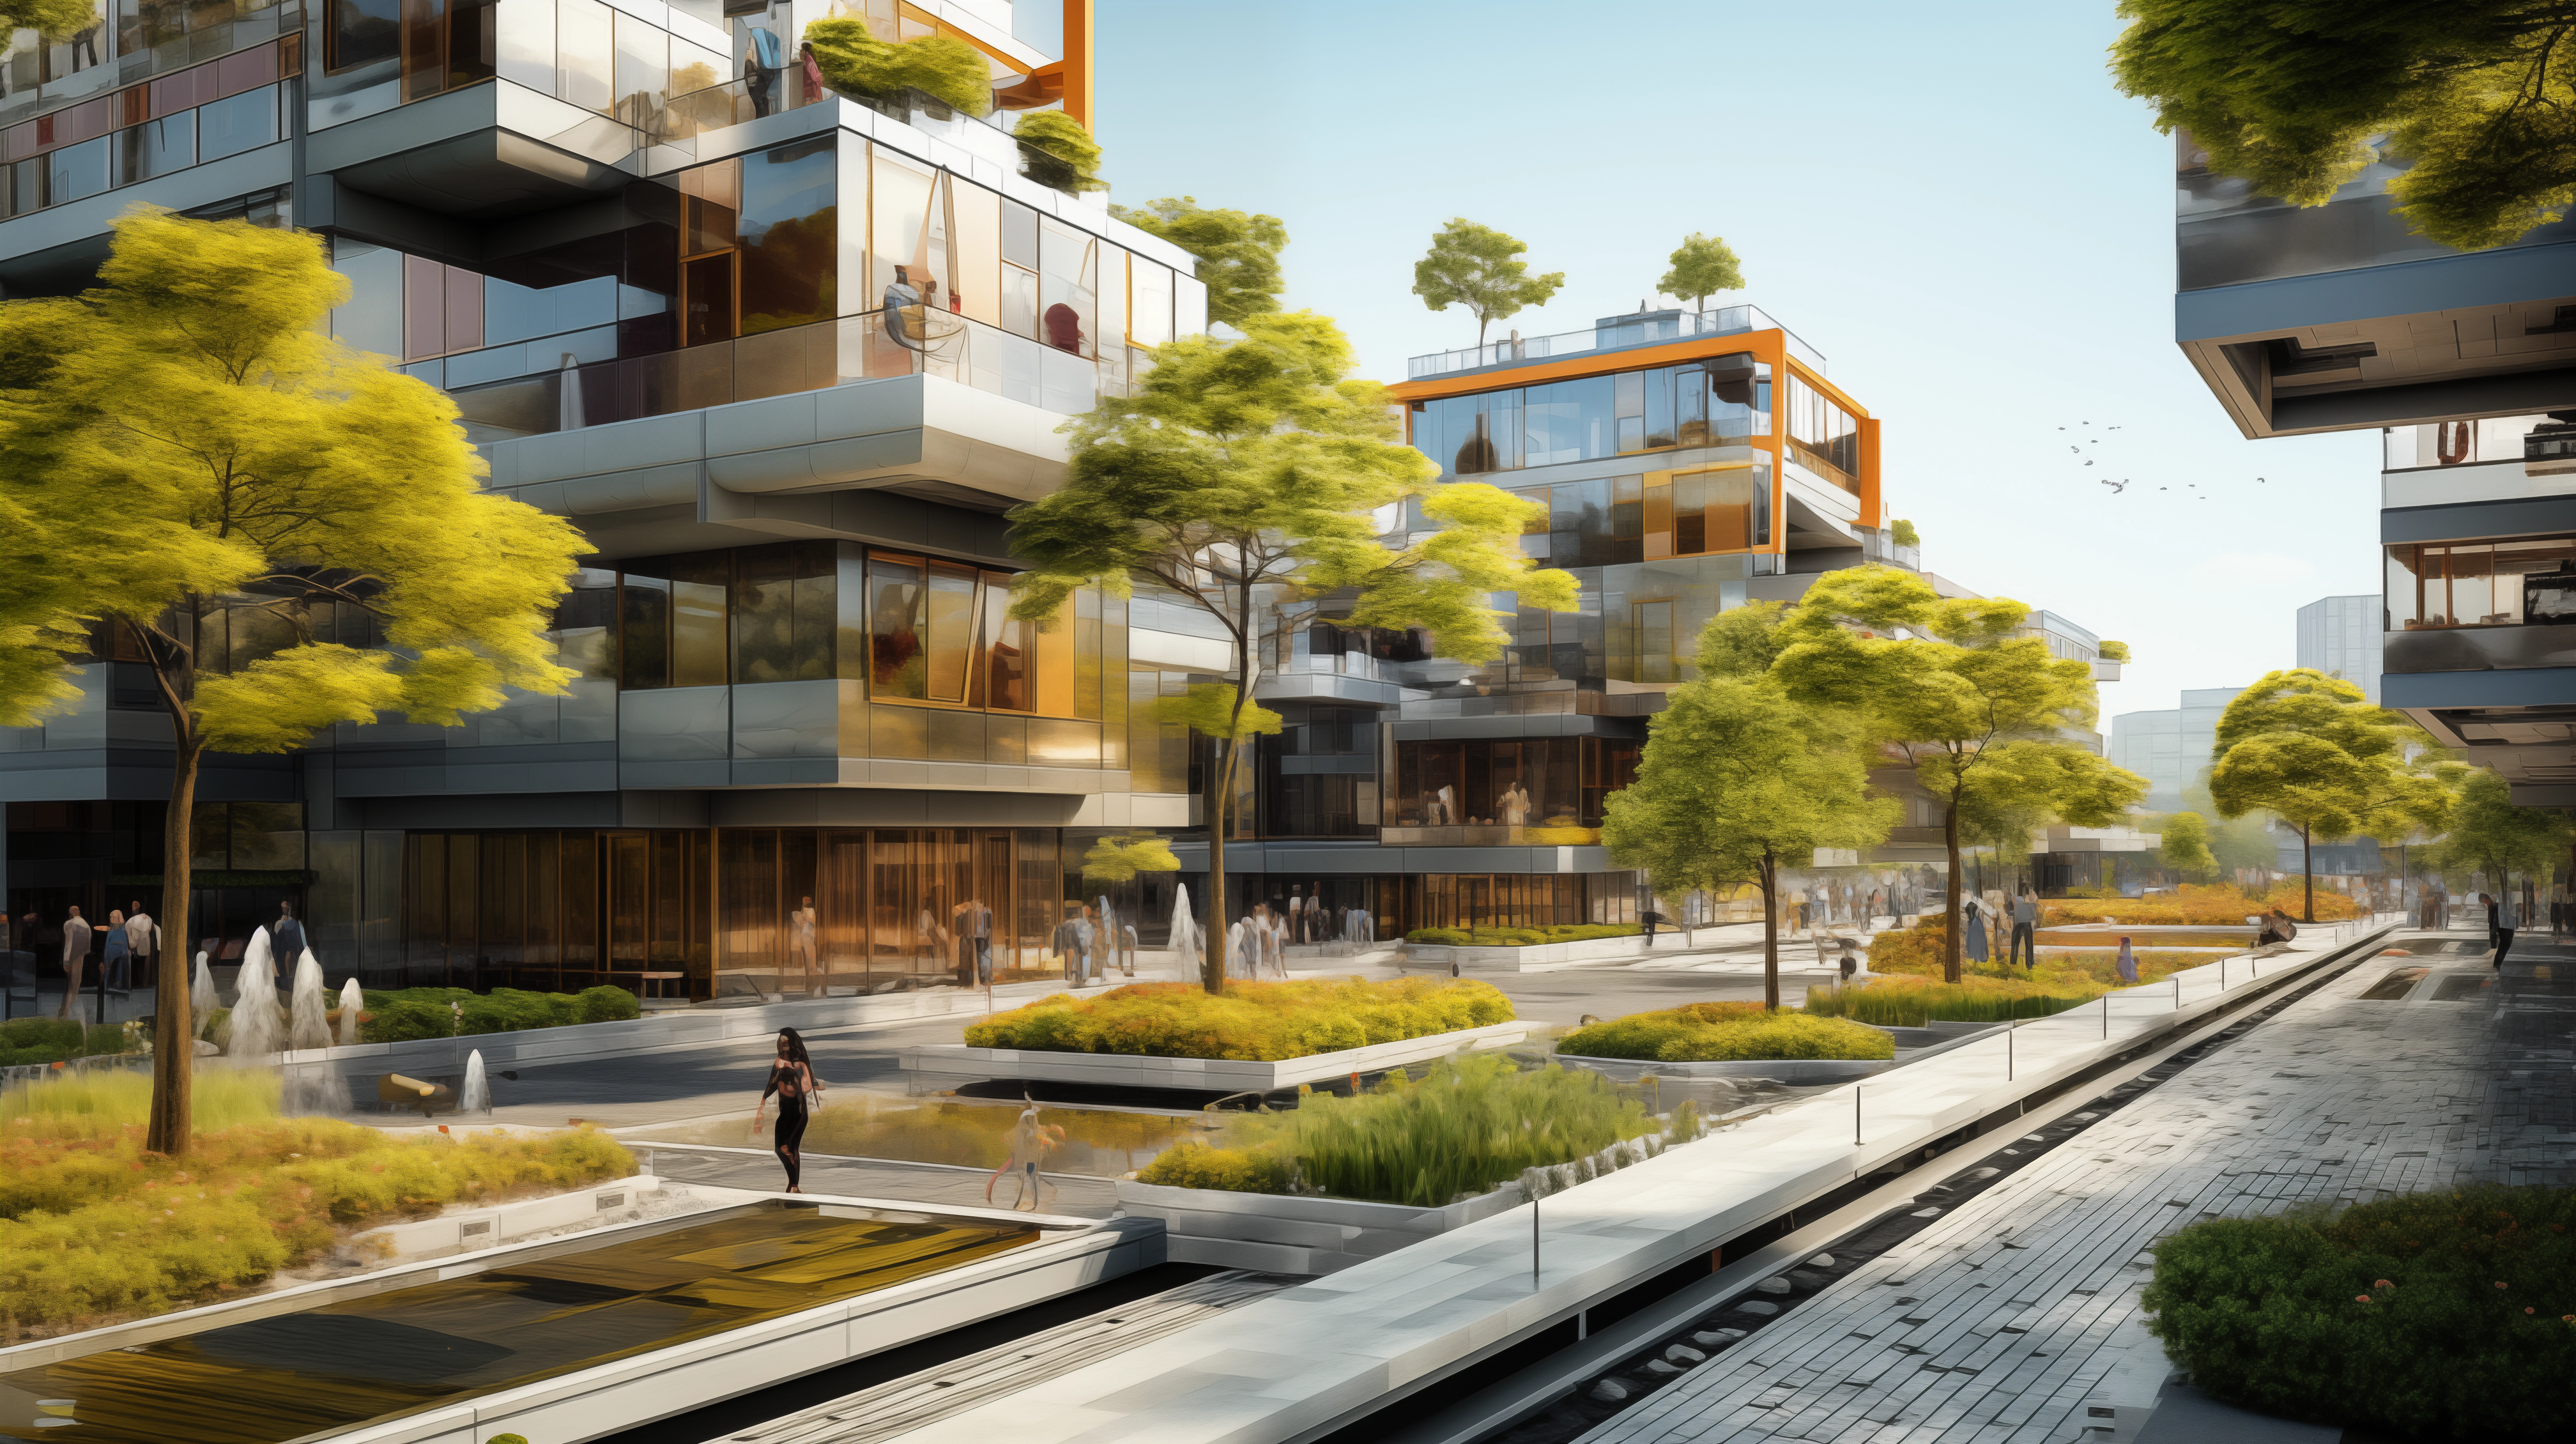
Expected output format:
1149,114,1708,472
2009,891,2039,971
54,905,93,1018
1641,907,1665,948
956,897,993,987
2488,890,2517,970
2115,935,2139,985
797,39,826,103
1963,894,1990,965
268,902,307,965
101,909,130,994
751,1027,823,1193
124,903,157,997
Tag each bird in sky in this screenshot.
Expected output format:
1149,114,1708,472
2101,479,2127,493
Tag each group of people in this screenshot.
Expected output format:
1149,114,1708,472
1048,899,1137,987
12,901,161,1018
1769,867,1942,937
1959,888,2042,969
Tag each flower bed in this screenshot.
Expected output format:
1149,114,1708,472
1403,923,1641,947
2043,882,2364,926
1134,1054,1685,1207
2143,1184,2576,1439
1805,975,2102,1026
0,1070,632,1336
1864,916,2203,986
1556,1002,1894,1063
962,977,1514,1063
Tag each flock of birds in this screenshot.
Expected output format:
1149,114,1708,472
2060,421,2266,499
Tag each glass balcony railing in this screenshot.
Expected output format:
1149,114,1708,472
0,0,298,133
1408,304,1827,380
449,305,1142,440
647,77,1090,197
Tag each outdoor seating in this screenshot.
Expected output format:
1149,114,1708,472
377,1072,455,1117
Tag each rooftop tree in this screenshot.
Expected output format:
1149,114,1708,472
1110,196,1289,328
1658,232,1745,312
0,212,588,1156
1006,311,1576,992
2209,670,2456,920
2112,0,2576,250
1768,567,2147,982
1412,219,1565,348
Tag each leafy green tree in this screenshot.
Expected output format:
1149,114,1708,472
1079,833,1182,885
2097,639,2131,662
2425,767,2571,895
1889,518,1920,548
1412,219,1565,347
1012,111,1105,193
1004,311,1577,991
801,16,992,114
0,213,588,1156
1604,667,1894,1010
1657,232,1745,311
0,0,94,39
1109,197,1288,328
1768,567,2147,982
2158,810,2216,879
2112,0,2576,250
2208,669,2456,921
1692,598,1790,679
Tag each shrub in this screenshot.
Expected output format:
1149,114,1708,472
1138,1054,1661,1206
1806,975,2103,1026
2041,881,2363,926
357,985,640,1043
801,16,991,115
2143,1186,2576,1439
967,977,1514,1061
0,1071,633,1334
1404,923,1641,947
1560,1004,1893,1063
1011,109,1104,192
0,1018,136,1067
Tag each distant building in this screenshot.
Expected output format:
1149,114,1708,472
2108,686,2247,813
2296,595,2384,703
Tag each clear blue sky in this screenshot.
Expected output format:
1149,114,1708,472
1082,0,2385,731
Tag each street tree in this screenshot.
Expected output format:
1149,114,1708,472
2208,669,2456,921
2158,810,2216,879
1412,219,1564,348
1603,667,1893,1011
0,212,588,1156
1768,567,2147,983
2424,767,2569,897
1657,232,1744,311
1109,196,1288,328
1005,311,1577,991
2112,0,2576,250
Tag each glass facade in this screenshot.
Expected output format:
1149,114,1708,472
1408,360,1771,479
1,35,295,218
1783,373,1860,490
2386,535,2576,629
1383,737,1637,842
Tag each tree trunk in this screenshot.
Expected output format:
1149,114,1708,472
2300,823,2314,923
1203,734,1232,995
1757,853,1779,1012
146,726,199,1157
1942,800,1964,985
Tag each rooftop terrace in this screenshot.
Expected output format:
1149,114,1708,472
1408,304,1829,382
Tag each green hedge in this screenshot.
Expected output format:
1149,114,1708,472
359,986,640,1043
0,1018,133,1068
1405,923,1642,947
1558,1002,1894,1063
2143,1185,2576,1438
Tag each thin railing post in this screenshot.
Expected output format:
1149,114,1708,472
2101,993,2108,1039
1531,1193,1540,1289
1854,1083,1862,1146
2173,975,2181,1009
2008,1017,2015,1081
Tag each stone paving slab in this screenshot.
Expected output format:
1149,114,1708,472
1574,932,2553,1444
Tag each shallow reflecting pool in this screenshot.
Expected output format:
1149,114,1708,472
0,1202,1035,1444
621,1095,1202,1177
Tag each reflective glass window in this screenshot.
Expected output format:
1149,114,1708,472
1035,591,1076,717
495,0,553,91
46,134,110,204
949,175,1000,327
555,0,612,113
1038,216,1096,357
732,542,834,683
924,562,976,703
619,576,671,688
1129,255,1172,346
867,554,927,699
197,84,276,161
2384,547,2420,630
739,135,834,334
612,8,664,122
1000,197,1037,269
331,0,401,70
871,147,935,326
978,573,1030,711
671,574,727,687
669,35,722,96
1524,375,1610,465
113,111,190,183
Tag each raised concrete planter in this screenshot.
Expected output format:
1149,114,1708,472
1553,1020,2004,1083
356,1173,667,1262
1116,1178,1525,1275
901,1020,1530,1094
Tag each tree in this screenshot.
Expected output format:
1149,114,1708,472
1080,833,1182,886
1768,567,2147,982
1889,518,1920,548
1109,197,1288,328
1012,111,1105,194
1412,219,1564,347
2158,810,2216,879
2208,669,2455,922
1657,232,1745,311
2112,1,2576,251
1005,311,1577,991
0,213,588,1156
2424,768,2568,896
801,16,992,115
1,0,94,39
2097,640,2132,662
1606,615,1893,1009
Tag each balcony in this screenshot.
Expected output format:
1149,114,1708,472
647,80,1092,200
1408,303,1827,380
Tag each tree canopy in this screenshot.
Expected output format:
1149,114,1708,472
2157,809,2216,878
2112,0,2576,250
2208,669,2454,919
1657,232,1745,311
0,0,93,38
1412,219,1564,347
1110,196,1288,328
801,16,992,115
1768,566,2146,981
0,211,588,1152
1004,310,1576,990
2426,767,2572,890
1604,659,1893,1010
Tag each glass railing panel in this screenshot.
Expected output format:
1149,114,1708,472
1406,303,1826,380
646,77,1089,196
0,0,296,132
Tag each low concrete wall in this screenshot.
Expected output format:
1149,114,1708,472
357,1173,667,1261
1117,1179,1524,1275
1400,934,1656,972
1553,1020,2005,1083
901,1021,1530,1094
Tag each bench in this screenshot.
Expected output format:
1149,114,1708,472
639,970,685,999
378,1072,456,1117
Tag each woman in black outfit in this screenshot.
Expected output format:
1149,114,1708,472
752,1028,824,1193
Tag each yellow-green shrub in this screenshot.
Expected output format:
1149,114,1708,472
2042,882,2362,926
1559,1004,1892,1063
1404,923,1641,947
1806,974,2103,1026
965,977,1514,1061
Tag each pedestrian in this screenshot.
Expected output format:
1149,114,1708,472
269,902,307,965
1963,895,1990,965
1641,907,1664,947
102,909,130,994
2115,935,2138,984
125,902,157,995
1837,937,1859,982
54,905,93,1018
743,25,782,117
791,895,818,995
2488,890,2517,970
751,1027,823,1194
797,39,826,102
2009,890,2039,971
956,896,993,986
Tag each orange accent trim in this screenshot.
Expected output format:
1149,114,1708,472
1062,0,1092,130
1857,414,1883,530
1384,331,1800,405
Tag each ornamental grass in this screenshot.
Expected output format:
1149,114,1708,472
963,977,1514,1062
1864,916,2201,986
1135,1053,1665,1207
2041,881,2364,926
1803,975,2103,1027
1557,1002,1894,1063
0,1070,633,1338
1404,923,1642,947
2143,1185,2576,1439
